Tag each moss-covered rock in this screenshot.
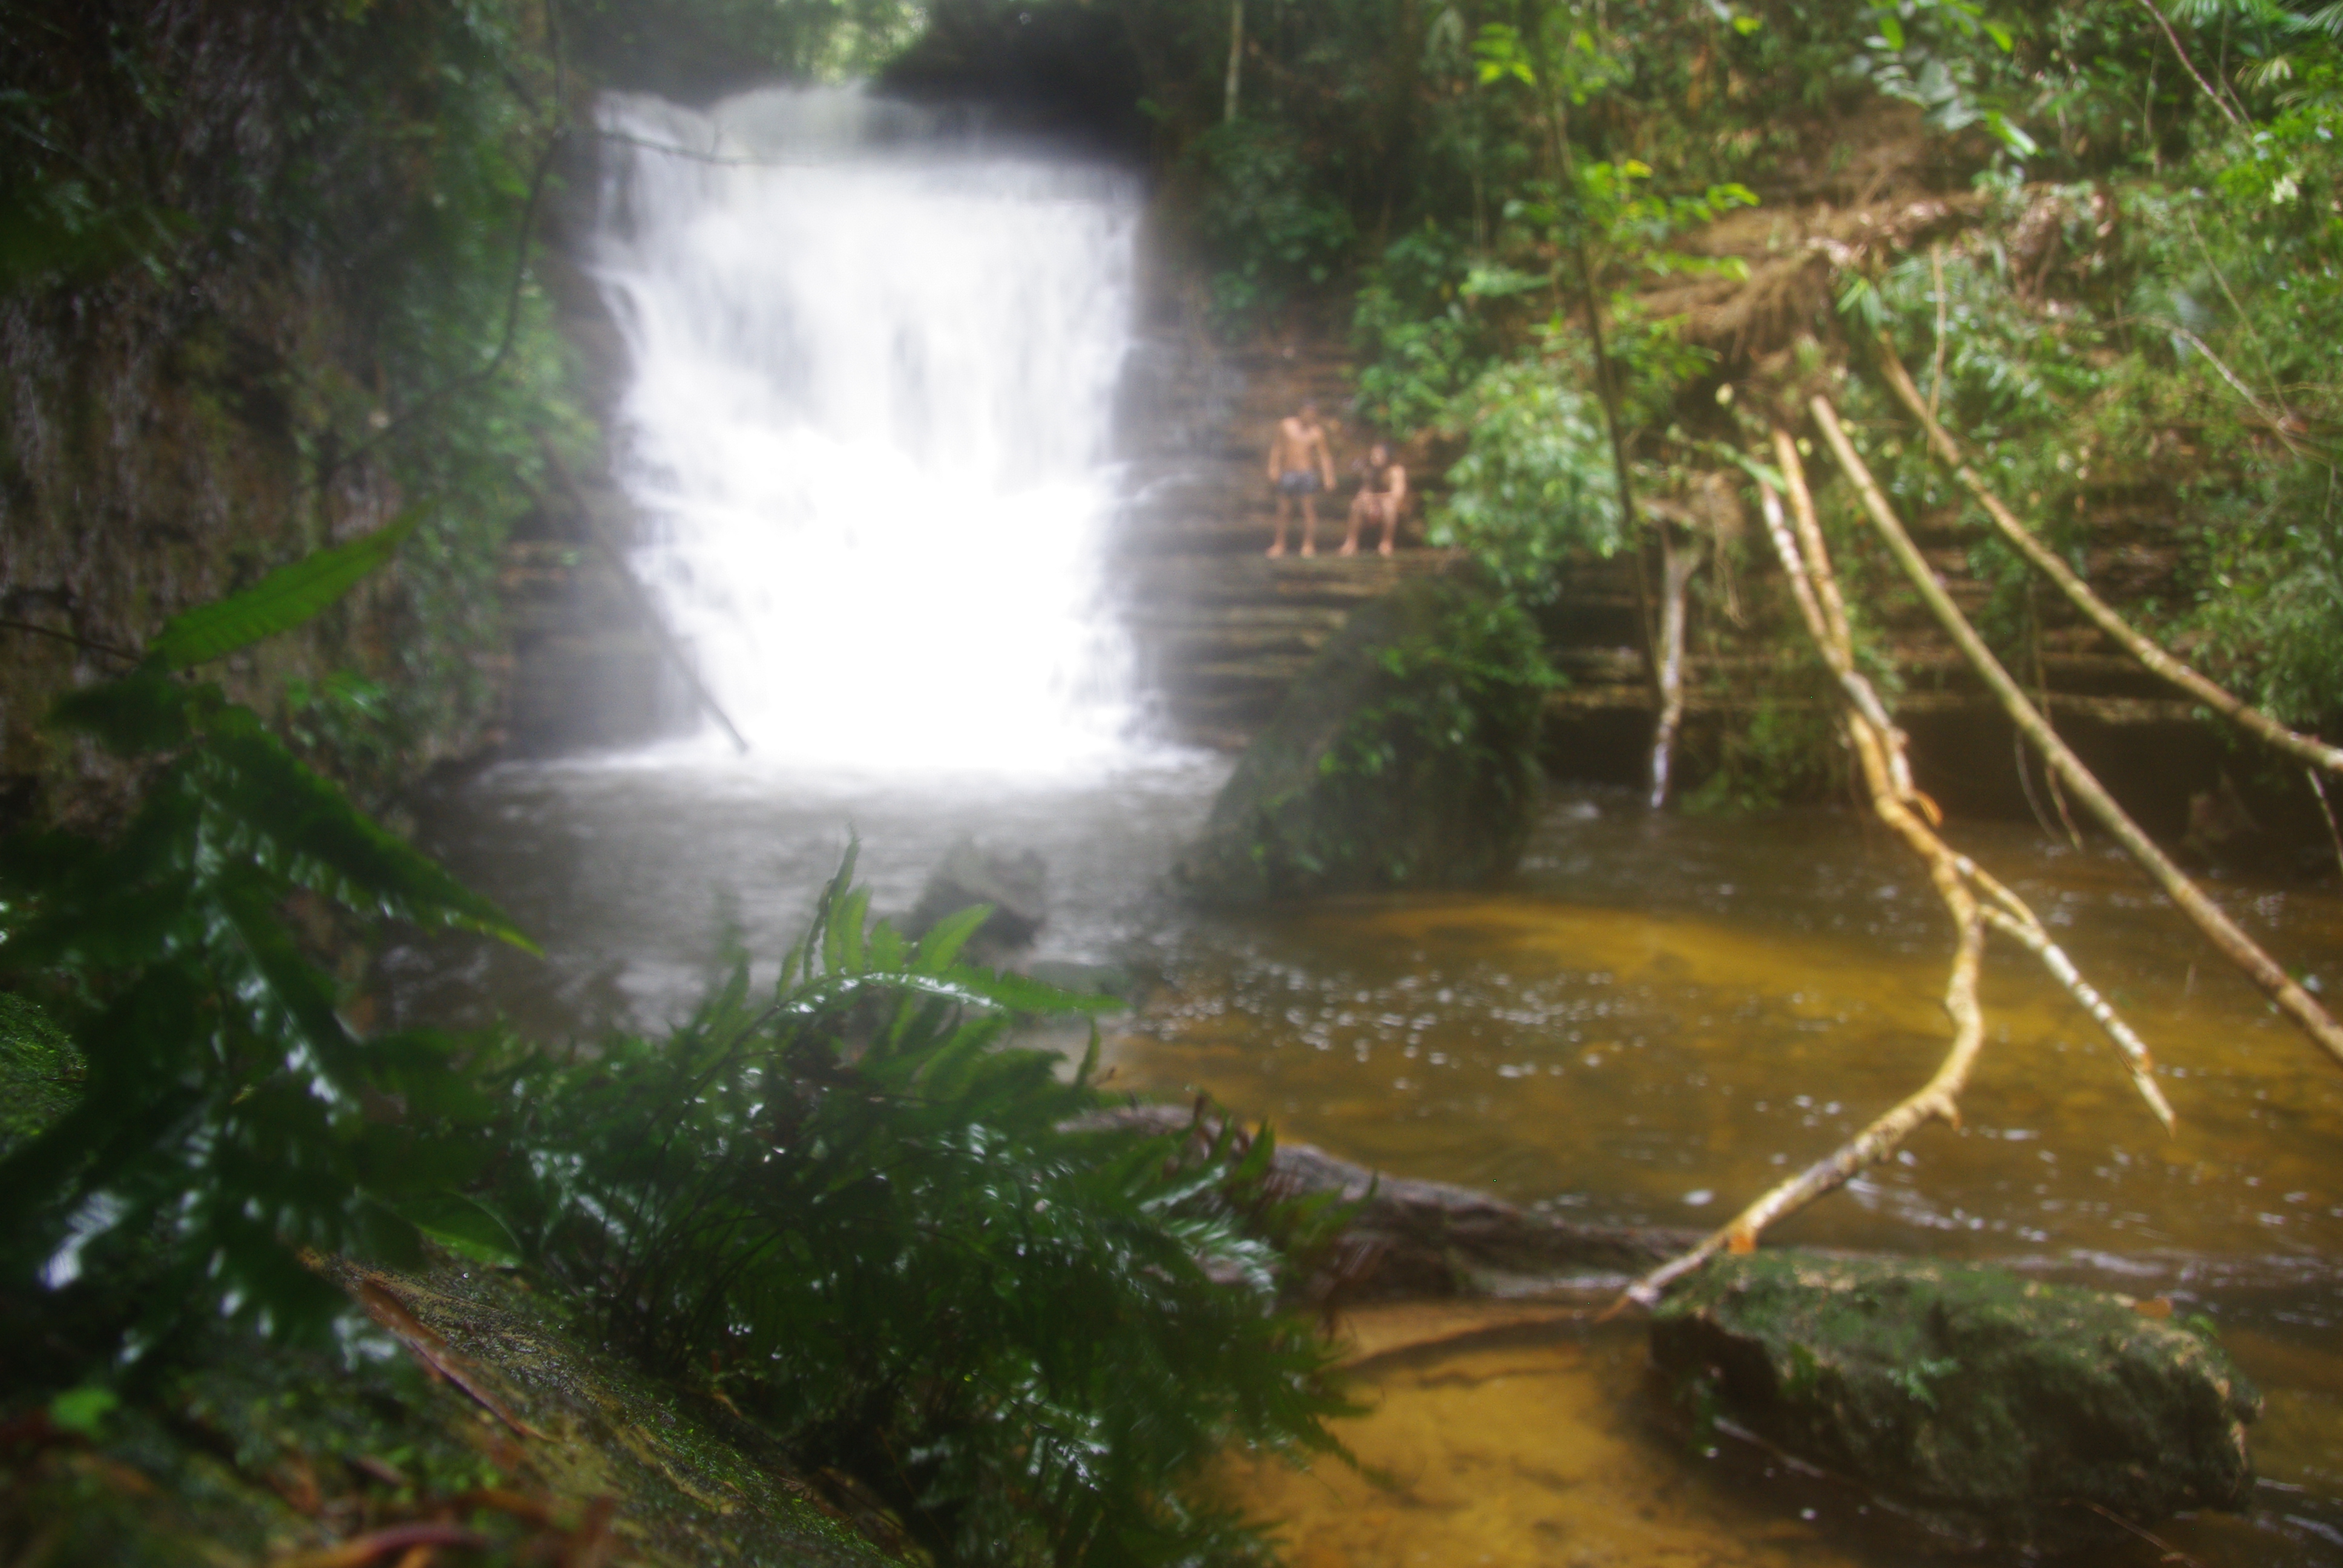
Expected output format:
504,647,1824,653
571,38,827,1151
0,1259,904,1567
0,994,79,1160
1173,573,1548,904
1649,1252,2260,1552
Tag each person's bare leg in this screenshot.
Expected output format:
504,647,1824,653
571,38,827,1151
1377,498,1397,557
1267,494,1290,557
1299,497,1319,556
1339,494,1366,555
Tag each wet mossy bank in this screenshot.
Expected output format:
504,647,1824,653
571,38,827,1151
2,1257,903,1566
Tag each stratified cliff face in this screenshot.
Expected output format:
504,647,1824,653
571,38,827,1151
1,243,413,828
0,1,567,830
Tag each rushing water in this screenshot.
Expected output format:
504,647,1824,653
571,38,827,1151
390,87,2343,1567
591,87,1142,769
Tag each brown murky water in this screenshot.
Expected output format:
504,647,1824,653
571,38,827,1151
407,759,2343,1564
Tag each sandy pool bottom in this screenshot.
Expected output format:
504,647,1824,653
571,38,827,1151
1216,1301,2339,1568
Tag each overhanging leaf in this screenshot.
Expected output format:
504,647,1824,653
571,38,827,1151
913,904,992,973
189,733,539,952
393,1191,522,1266
148,508,425,671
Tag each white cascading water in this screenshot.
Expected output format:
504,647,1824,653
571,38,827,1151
591,87,1142,772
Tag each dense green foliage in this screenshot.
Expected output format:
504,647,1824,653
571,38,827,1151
1190,121,1360,334
1,533,1348,1563
0,519,539,1344
1091,0,2343,792
505,858,1348,1564
1435,349,1624,596
1833,97,2343,737
0,0,591,802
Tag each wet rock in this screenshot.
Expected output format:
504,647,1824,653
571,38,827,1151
1172,573,1546,903
906,838,1047,963
1649,1252,2260,1552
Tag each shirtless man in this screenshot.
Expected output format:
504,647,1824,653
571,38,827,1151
1265,400,1337,557
1340,441,1407,557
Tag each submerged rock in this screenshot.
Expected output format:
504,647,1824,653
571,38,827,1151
906,838,1047,962
1650,1252,2260,1552
1173,573,1547,903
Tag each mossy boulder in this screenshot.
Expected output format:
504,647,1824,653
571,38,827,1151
0,1259,904,1566
906,838,1047,963
1173,574,1547,903
1650,1252,2260,1552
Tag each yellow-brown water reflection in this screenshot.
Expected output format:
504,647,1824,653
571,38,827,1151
1111,799,2343,1564
1110,831,2343,1274
1221,1304,2343,1568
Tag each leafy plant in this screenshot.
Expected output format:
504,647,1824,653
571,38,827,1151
1848,0,2035,155
1433,351,1626,598
498,848,1352,1565
0,992,80,1161
1188,120,1357,336
1,521,1353,1563
0,512,534,1346
1351,223,1510,436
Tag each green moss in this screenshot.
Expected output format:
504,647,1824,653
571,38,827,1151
0,992,80,1159
0,1259,899,1567
1178,574,1552,902
1651,1252,2261,1552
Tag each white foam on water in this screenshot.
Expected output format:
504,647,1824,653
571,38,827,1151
591,86,1147,776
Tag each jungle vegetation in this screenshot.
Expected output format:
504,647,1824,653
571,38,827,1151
1,7,1349,1560
7,0,2343,1560
0,532,1351,1563
1026,0,2343,811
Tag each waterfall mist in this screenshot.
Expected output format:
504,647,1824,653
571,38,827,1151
591,87,1145,773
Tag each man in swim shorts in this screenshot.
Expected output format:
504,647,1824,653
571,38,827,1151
1340,440,1407,557
1265,399,1337,557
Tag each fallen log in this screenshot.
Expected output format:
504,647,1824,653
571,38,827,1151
1082,1104,1696,1298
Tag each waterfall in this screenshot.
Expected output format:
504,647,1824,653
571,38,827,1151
591,87,1142,773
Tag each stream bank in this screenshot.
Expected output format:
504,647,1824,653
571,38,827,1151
390,756,2343,1564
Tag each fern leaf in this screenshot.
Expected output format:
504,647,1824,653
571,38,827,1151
837,888,871,973
148,508,425,671
45,665,202,756
189,733,539,952
913,904,993,973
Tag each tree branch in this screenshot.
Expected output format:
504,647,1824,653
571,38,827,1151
2130,0,2248,129
1620,431,2176,1307
1812,394,2343,1071
0,618,140,665
1878,343,2332,769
